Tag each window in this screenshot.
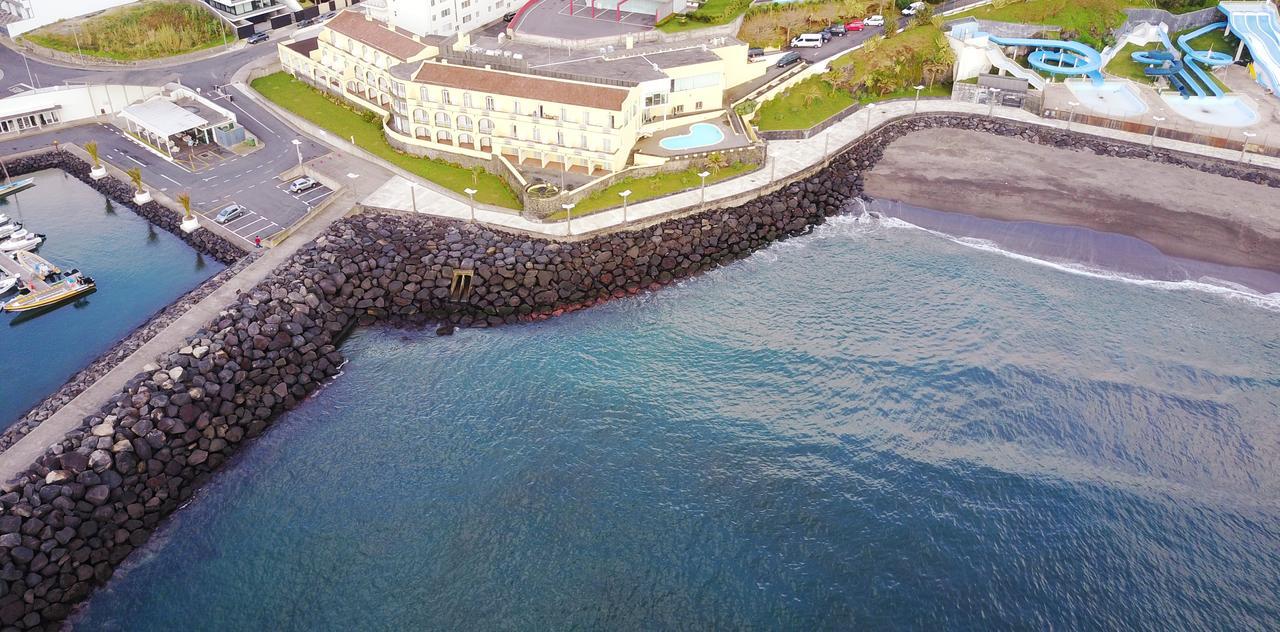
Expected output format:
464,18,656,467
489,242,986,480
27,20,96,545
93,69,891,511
602,138,612,152
673,104,684,114
436,130,452,143
442,89,452,105
462,0,471,6
458,132,473,147
435,111,451,127
560,107,569,122
478,118,493,133
671,73,721,92
583,110,591,125
644,93,668,107
513,100,522,115
441,8,450,16
394,82,406,97
420,86,432,102
464,92,473,108
485,96,495,111
556,130,563,145
414,108,428,123
415,126,429,139
511,123,518,138
695,101,703,110
462,14,471,22
580,134,588,148
457,115,473,130
533,127,541,142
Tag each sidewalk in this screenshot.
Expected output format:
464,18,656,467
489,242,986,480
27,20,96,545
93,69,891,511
0,34,245,72
360,98,1280,240
0,187,356,484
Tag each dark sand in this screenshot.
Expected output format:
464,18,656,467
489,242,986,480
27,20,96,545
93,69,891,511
863,128,1280,272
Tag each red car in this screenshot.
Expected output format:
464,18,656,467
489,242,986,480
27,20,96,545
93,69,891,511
845,20,865,31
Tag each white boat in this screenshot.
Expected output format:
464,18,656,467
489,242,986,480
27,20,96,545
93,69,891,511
0,233,42,252
0,222,19,239
0,214,8,224
5,228,29,241
0,275,15,294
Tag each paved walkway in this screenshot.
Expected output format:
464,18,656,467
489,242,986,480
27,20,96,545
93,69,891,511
362,98,1280,239
0,187,357,484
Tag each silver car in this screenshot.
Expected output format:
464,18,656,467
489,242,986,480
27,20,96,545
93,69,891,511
214,204,245,224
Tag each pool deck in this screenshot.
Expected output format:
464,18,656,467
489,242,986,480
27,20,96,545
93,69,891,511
636,116,752,158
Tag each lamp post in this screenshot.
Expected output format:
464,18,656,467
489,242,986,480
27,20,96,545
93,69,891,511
1240,131,1258,162
913,84,925,114
697,170,710,205
562,202,575,236
1149,115,1166,148
988,88,1001,117
291,138,303,168
1067,100,1079,131
619,189,632,223
464,187,477,223
865,105,873,133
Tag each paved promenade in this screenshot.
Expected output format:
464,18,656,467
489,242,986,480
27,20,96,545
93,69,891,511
362,99,1280,239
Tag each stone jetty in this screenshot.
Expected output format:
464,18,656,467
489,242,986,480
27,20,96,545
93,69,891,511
0,114,1276,629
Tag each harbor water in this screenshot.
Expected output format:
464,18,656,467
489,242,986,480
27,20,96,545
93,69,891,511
0,169,224,429
75,213,1279,629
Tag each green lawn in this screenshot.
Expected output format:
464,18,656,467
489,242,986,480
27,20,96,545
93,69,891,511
656,0,750,33
945,0,1144,49
557,162,759,216
754,76,857,131
1105,42,1162,83
23,1,230,61
251,72,520,209
1180,24,1238,57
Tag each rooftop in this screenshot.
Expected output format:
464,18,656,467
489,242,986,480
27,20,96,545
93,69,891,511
412,62,632,110
285,37,320,57
325,9,435,60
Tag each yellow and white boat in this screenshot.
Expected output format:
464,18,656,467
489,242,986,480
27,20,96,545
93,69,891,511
1,274,96,313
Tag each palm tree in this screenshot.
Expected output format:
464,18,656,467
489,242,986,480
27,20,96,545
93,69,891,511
177,192,194,221
85,141,101,168
471,165,484,185
126,167,144,194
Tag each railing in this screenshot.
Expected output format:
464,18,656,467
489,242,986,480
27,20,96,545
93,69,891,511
1041,107,1280,158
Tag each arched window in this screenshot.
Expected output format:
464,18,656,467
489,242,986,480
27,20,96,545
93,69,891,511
364,70,374,85
377,77,388,92
415,126,429,139
413,108,427,123
436,130,452,144
434,112,451,127
479,136,492,151
458,132,474,148
478,118,493,134
346,80,357,93
457,115,472,131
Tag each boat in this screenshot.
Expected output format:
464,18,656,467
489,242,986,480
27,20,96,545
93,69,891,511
0,222,20,239
0,177,34,201
14,250,59,279
2,273,95,313
0,233,43,253
0,214,8,224
0,275,15,295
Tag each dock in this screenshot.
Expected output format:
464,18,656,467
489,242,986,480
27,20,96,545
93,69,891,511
0,253,50,292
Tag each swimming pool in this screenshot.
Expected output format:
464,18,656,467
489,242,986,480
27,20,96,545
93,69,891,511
1160,94,1260,127
659,123,726,151
1065,80,1149,117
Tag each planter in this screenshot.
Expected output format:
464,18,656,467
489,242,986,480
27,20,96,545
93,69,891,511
180,217,200,233
90,165,108,180
133,190,152,204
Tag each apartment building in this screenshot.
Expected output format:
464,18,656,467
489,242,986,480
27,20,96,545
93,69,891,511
278,8,762,175
365,0,523,38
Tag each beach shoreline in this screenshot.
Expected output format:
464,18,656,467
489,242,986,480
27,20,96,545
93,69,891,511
862,128,1280,273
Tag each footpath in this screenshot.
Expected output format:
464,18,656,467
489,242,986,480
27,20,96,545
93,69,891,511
360,98,1280,239
0,187,357,483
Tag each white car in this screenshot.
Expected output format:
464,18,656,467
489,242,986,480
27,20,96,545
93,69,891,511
902,1,925,15
790,33,825,48
288,176,318,193
864,14,885,26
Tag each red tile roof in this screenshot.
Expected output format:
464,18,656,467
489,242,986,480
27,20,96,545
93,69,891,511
326,10,427,61
413,63,630,111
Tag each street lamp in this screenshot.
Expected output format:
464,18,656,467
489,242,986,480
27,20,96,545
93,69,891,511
464,187,477,223
291,138,303,168
913,84,925,114
1066,100,1079,131
865,105,873,132
697,170,710,205
562,202,575,236
619,189,632,223
1240,131,1258,162
988,88,1002,117
1149,115,1166,148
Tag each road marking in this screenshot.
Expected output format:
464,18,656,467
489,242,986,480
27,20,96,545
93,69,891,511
124,154,147,166
202,175,218,182
302,190,329,205
160,174,181,185
228,88,278,137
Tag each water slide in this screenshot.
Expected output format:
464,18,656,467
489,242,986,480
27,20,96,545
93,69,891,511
983,45,1048,89
1219,1,1280,95
987,35,1105,85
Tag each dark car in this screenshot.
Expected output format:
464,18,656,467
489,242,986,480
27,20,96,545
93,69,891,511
776,51,802,69
747,47,765,62
820,30,832,42
826,23,846,36
296,17,316,28
503,10,518,22
246,32,270,44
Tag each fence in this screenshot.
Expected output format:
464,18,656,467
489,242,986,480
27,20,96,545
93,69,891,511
1040,106,1280,158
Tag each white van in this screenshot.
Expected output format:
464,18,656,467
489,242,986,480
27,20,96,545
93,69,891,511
790,33,824,48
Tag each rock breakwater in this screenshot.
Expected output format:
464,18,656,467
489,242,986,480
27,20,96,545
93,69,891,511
0,114,1276,630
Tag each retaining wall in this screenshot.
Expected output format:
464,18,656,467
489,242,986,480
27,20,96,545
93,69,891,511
0,114,1278,630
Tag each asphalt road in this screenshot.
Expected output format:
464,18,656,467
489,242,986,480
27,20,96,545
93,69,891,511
0,31,331,246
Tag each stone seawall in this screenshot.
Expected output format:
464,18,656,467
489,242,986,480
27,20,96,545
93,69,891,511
0,114,1277,629
7,151,246,266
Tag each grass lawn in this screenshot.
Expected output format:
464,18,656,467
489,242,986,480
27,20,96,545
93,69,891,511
251,72,520,209
555,162,759,217
1179,24,1238,57
858,83,951,105
830,24,943,73
945,0,1144,49
23,1,230,61
656,0,749,33
755,76,857,131
1105,42,1162,83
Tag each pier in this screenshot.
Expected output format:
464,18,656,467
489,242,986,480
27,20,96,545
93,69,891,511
0,252,49,292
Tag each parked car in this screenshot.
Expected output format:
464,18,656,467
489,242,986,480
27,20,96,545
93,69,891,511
790,33,824,48
864,14,885,26
747,47,765,62
288,177,319,194
826,23,847,36
902,1,925,15
320,11,336,19
776,51,803,68
246,32,270,44
214,204,245,224
820,30,832,42
503,10,518,21
845,19,864,31
296,17,316,28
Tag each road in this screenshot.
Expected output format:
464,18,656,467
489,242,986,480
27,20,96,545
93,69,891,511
0,30,332,246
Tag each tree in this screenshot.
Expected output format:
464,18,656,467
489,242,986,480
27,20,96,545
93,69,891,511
470,165,484,185
126,167,144,194
177,192,194,221
85,141,101,168
881,0,901,38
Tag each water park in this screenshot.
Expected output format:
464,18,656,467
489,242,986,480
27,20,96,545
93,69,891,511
946,1,1280,141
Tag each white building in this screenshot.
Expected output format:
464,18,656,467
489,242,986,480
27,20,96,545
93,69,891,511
0,0,139,37
365,0,521,38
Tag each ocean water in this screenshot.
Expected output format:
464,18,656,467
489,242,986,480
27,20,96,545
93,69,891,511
0,169,224,429
76,213,1280,630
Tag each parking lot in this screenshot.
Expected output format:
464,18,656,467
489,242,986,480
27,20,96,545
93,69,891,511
200,178,334,246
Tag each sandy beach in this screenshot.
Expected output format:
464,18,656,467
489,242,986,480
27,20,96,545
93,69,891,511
863,128,1280,272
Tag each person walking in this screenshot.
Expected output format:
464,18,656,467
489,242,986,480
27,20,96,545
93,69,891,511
254,235,262,248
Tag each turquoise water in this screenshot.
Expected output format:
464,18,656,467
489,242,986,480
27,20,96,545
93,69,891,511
0,169,224,429
659,123,726,151
76,215,1280,629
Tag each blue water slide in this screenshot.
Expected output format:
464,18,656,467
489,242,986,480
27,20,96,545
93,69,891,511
987,35,1105,85
1218,2,1280,96
1155,24,1226,97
